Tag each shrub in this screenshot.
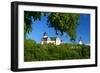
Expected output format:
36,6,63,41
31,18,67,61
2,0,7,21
24,39,90,61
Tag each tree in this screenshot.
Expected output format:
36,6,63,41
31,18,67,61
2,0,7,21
24,11,42,38
47,13,80,42
24,11,80,41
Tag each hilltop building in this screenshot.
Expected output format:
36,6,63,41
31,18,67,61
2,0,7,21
41,32,62,45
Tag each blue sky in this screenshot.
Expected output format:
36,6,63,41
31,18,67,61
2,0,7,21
27,13,90,44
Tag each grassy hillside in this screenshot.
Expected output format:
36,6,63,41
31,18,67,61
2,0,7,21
24,39,90,62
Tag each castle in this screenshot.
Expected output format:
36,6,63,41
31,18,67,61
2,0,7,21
41,32,62,45
41,32,83,45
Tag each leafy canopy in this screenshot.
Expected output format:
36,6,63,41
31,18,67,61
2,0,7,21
47,13,80,41
24,11,42,37
24,11,80,41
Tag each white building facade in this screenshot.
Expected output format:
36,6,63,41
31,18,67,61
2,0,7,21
41,32,61,45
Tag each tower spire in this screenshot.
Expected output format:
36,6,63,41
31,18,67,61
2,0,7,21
43,32,48,38
79,37,83,45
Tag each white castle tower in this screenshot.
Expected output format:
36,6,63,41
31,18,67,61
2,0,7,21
79,37,83,45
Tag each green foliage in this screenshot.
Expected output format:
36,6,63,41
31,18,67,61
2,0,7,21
24,12,80,41
24,40,90,62
47,13,80,41
24,11,42,38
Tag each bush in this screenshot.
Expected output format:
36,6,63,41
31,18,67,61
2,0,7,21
24,39,90,62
